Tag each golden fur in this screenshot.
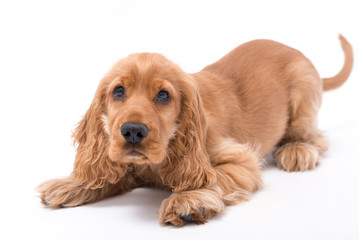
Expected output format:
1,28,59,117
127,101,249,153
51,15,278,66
38,35,353,226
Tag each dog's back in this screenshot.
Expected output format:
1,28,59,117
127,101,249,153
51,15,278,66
197,36,353,160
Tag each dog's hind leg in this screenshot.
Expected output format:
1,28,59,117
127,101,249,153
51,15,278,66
274,61,329,171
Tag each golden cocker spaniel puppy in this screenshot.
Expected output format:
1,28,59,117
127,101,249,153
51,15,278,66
38,35,353,226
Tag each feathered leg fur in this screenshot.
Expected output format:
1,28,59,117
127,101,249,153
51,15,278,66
159,139,262,226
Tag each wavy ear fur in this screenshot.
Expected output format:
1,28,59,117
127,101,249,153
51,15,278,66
71,81,126,189
159,76,217,192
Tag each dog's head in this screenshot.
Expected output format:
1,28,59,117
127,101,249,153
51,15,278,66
72,53,215,190
103,53,184,165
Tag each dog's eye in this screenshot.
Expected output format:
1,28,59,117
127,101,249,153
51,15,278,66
156,91,170,103
112,86,125,100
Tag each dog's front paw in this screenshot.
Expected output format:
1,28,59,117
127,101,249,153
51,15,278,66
37,178,91,208
159,189,224,226
159,194,208,226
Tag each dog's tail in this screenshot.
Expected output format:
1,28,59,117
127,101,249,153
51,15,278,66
322,34,353,91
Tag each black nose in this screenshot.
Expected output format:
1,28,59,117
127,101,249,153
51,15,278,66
120,122,149,144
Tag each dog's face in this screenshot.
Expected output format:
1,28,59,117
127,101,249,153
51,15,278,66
72,52,211,190
102,53,183,165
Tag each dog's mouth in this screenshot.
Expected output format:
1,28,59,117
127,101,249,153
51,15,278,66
127,149,143,157
109,140,163,165
123,144,147,159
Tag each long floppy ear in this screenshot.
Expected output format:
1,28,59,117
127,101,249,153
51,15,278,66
159,76,217,192
70,81,126,189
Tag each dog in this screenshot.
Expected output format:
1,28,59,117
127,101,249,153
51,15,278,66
38,35,353,226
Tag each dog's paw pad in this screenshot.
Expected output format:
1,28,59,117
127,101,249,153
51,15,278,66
180,207,205,222
181,213,194,222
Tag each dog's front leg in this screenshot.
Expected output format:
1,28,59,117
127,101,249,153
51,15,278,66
159,139,262,226
37,166,141,208
159,187,224,226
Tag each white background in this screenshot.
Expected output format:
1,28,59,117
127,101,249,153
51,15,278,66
1,0,358,239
